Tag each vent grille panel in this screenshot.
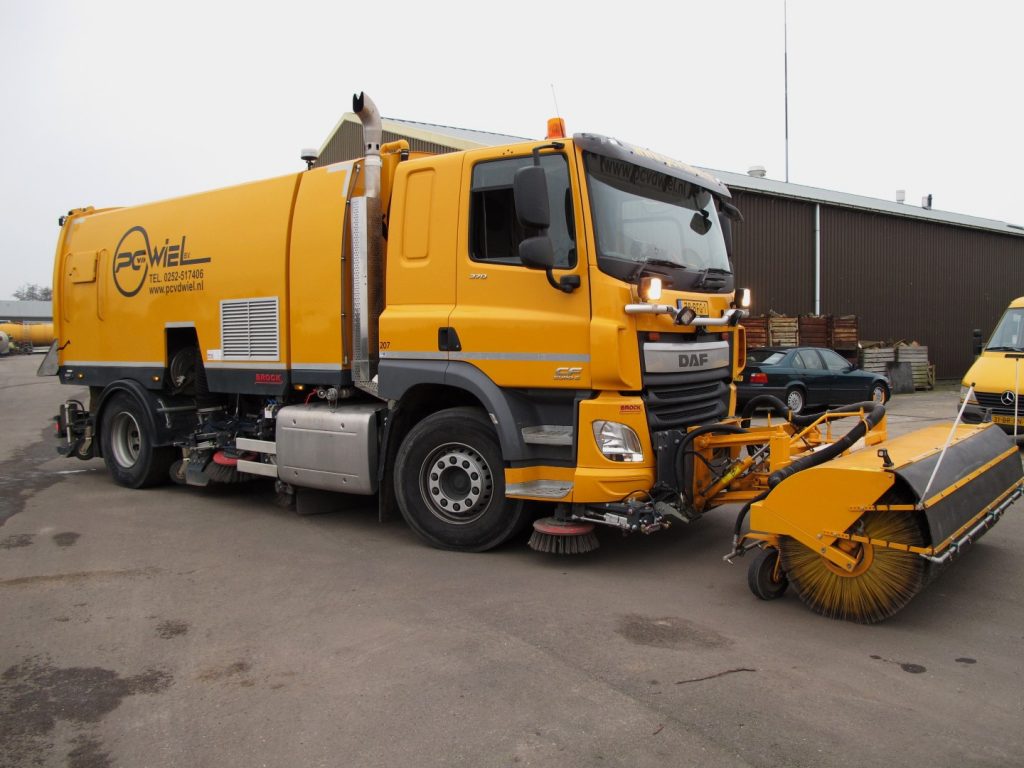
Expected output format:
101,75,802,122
221,297,280,360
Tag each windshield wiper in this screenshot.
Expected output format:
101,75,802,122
628,258,680,282
986,345,1024,352
693,266,731,289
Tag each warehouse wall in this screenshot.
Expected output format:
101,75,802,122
730,191,816,317
821,207,1024,379
729,190,1024,379
317,121,456,167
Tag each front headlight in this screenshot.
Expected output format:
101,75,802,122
592,421,644,462
959,385,978,405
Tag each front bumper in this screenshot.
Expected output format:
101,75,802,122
962,403,1024,440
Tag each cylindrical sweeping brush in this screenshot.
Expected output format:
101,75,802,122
202,450,258,484
780,511,929,624
528,517,600,554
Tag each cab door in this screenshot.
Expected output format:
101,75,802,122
449,147,591,390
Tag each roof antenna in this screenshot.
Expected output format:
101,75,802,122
550,83,561,116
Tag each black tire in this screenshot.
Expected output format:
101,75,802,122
870,382,889,405
99,393,175,488
394,406,528,552
784,387,805,415
748,547,789,600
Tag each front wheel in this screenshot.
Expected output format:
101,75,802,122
748,547,789,600
100,393,175,488
870,383,889,404
394,407,528,552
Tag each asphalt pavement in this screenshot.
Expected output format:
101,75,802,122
1,354,1022,768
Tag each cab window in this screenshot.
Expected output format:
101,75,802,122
469,154,575,267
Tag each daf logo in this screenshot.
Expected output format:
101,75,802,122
679,352,710,368
1001,390,1017,406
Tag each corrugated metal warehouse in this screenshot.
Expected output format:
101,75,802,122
0,300,53,322
317,115,1024,379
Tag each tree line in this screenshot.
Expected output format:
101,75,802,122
11,283,52,301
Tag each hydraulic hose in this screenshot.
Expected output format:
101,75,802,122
734,489,770,538
788,400,880,429
739,394,791,427
731,400,885,546
674,423,747,502
768,402,885,488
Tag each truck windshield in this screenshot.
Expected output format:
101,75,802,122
584,151,731,289
986,307,1024,351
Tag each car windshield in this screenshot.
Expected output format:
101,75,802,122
748,350,785,365
584,152,730,287
986,307,1024,351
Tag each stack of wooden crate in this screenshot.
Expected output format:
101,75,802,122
768,315,799,347
743,316,769,348
830,315,859,350
859,347,896,374
798,315,829,347
743,313,860,354
896,344,933,390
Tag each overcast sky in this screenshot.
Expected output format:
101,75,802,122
1,0,1020,299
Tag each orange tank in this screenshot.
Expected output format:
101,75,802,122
0,321,54,347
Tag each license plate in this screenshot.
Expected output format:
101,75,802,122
992,414,1024,426
679,300,709,315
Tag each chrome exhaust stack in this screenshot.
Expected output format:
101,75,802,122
351,92,384,394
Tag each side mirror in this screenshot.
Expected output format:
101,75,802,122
972,328,983,357
519,235,556,269
690,211,712,235
514,166,550,229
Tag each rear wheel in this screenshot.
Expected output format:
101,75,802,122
395,407,529,552
780,511,929,623
785,387,805,415
100,393,175,488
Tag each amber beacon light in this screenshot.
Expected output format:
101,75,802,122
546,117,566,140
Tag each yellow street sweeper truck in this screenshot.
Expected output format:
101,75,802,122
42,92,1022,622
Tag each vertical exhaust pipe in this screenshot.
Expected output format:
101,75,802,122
351,92,384,392
353,92,382,199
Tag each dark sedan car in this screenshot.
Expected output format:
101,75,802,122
738,346,890,415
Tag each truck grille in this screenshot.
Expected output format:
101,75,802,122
642,368,730,430
975,392,1022,415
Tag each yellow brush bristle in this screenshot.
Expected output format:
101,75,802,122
780,512,928,624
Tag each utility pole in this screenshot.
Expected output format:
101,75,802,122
784,0,790,183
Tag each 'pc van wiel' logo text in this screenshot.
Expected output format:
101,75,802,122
112,226,211,297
